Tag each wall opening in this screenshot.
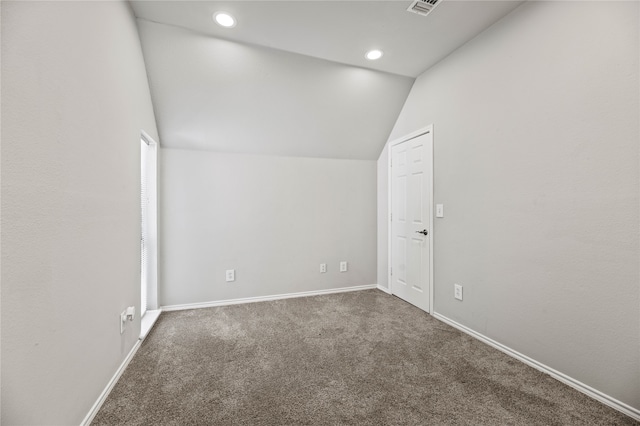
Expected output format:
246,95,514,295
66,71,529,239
140,132,160,338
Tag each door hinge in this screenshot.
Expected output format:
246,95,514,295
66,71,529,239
390,267,393,276
390,212,393,221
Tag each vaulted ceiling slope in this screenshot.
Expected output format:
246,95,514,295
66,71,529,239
131,1,524,78
136,19,414,159
133,1,524,159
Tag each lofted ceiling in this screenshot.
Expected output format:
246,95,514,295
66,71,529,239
136,19,415,159
130,1,525,159
130,1,524,78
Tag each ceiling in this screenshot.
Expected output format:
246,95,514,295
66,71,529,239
130,1,525,78
135,19,414,159
130,0,525,159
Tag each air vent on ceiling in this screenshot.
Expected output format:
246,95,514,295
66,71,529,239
407,0,442,17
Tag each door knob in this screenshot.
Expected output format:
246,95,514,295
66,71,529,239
415,229,428,236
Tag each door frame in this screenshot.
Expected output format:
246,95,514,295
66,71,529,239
141,130,159,316
387,124,434,314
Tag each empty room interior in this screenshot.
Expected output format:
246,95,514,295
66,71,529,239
2,0,639,424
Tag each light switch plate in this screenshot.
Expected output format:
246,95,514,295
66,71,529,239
436,204,444,218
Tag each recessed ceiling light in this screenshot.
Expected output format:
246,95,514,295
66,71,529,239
214,12,236,28
365,49,383,60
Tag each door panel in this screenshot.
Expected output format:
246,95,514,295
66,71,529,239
391,132,431,312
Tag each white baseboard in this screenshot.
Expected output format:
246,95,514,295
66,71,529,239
161,284,378,312
80,339,143,426
376,284,392,294
433,312,640,422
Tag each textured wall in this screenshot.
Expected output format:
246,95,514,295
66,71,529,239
380,1,639,409
1,1,159,423
161,149,377,307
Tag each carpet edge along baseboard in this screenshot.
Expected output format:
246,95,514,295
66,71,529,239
432,312,640,422
160,284,378,312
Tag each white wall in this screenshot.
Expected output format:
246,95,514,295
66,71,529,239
136,19,414,160
161,149,376,307
1,1,159,424
379,1,639,409
379,2,640,408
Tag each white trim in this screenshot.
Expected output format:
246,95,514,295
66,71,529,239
428,127,435,315
161,284,378,312
387,141,392,296
140,309,162,340
433,312,640,422
140,129,156,146
387,124,435,314
80,339,143,426
140,131,159,313
388,126,433,146
376,284,392,294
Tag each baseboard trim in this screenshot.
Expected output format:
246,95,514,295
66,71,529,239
161,284,378,312
376,284,392,294
80,338,143,426
432,312,640,422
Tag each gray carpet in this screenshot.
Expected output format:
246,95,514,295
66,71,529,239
93,290,637,425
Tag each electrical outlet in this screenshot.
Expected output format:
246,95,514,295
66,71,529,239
120,310,127,334
340,261,348,272
454,284,463,301
226,269,235,282
125,306,135,321
320,263,327,273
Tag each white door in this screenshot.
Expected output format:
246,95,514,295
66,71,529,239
390,131,432,312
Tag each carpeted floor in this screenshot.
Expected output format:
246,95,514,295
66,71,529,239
92,289,637,425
